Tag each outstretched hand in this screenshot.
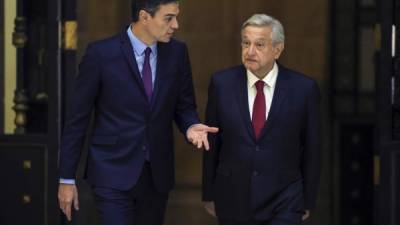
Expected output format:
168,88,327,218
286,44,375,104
186,124,218,150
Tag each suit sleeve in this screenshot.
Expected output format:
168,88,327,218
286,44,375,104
59,44,101,179
301,80,322,210
202,77,221,201
174,44,200,134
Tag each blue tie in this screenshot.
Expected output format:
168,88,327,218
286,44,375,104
142,47,152,101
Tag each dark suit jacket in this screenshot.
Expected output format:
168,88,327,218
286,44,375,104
202,64,321,221
59,30,200,193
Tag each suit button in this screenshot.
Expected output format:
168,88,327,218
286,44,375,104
253,171,259,176
255,146,260,151
142,146,146,151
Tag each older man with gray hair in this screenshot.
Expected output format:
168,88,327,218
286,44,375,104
202,13,321,225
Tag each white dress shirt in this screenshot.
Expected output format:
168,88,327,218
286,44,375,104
247,62,278,120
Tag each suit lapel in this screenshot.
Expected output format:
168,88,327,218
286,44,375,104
235,66,256,140
258,65,288,139
120,31,148,101
151,42,168,108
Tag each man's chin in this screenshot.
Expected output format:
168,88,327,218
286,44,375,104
243,64,258,71
158,37,172,43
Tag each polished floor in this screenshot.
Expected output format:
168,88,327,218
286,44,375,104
74,182,216,225
165,188,216,225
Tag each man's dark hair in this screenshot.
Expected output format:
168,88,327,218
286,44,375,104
131,0,179,22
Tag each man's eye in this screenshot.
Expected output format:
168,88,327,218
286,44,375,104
241,41,250,47
165,17,173,22
256,43,265,48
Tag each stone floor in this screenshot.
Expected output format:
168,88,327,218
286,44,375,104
73,183,217,225
165,188,217,225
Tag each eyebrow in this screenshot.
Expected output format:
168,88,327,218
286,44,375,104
164,13,177,17
242,36,268,41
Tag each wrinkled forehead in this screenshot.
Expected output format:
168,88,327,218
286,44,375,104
241,26,272,41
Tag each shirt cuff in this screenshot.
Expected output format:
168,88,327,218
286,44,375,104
59,178,76,185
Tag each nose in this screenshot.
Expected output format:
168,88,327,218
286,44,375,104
247,44,256,56
172,17,179,29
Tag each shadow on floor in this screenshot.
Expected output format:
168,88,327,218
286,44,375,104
165,188,217,225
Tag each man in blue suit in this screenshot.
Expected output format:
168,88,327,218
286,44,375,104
58,0,217,224
202,14,321,225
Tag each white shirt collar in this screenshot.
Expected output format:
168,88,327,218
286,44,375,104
247,62,279,89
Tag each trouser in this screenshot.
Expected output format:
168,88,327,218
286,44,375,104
92,162,169,225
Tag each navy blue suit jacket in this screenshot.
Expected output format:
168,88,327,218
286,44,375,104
202,64,321,221
59,30,200,192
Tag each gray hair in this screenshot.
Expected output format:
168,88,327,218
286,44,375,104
241,14,285,46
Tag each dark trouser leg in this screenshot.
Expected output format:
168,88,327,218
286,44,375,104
134,163,169,225
92,162,169,225
266,179,304,225
92,186,135,225
265,212,302,225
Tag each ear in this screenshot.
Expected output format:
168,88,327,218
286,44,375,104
138,10,150,22
273,43,284,59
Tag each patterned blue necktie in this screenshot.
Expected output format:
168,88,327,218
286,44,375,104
142,47,152,101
